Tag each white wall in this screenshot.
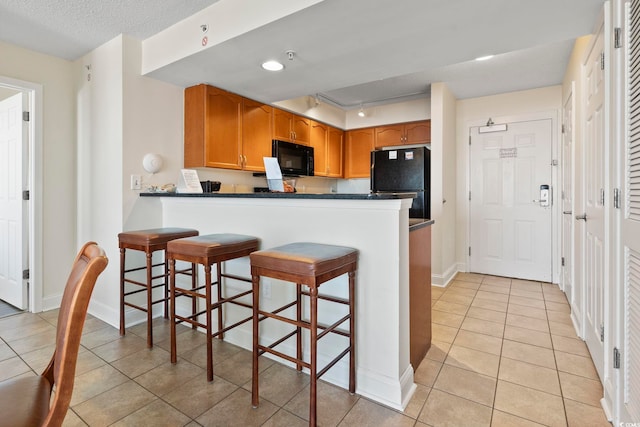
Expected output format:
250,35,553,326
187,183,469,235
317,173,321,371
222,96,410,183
0,40,77,309
455,86,563,276
75,36,125,321
430,83,458,286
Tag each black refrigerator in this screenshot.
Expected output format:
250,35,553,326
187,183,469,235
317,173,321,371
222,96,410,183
371,146,430,219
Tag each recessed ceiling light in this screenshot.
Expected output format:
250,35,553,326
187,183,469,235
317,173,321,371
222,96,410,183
261,60,284,71
475,55,494,61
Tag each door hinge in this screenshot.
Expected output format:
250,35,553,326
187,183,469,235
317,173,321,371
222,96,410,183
614,347,621,369
561,257,565,267
22,269,29,280
600,188,605,206
600,324,605,342
469,247,471,256
469,191,471,201
561,124,565,134
469,135,471,146
600,52,605,70
22,190,29,201
22,111,30,122
614,188,620,209
615,27,623,48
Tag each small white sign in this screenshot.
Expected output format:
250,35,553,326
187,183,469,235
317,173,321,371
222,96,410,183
388,150,398,160
177,169,203,193
500,148,518,158
263,157,284,192
405,151,414,160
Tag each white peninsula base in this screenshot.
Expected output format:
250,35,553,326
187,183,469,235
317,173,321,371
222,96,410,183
154,194,416,410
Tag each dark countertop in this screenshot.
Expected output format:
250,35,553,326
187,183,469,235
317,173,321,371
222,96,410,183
140,191,418,200
409,218,435,229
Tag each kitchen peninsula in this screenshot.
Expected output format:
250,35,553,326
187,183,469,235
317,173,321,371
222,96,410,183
141,191,433,410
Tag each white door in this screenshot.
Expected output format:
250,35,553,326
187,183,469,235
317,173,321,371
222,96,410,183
581,21,606,381
619,0,640,420
469,119,553,282
562,89,575,301
0,93,27,309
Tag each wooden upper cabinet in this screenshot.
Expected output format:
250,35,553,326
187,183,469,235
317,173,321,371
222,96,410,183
292,115,310,145
344,127,374,179
374,124,404,148
206,88,243,169
374,120,431,148
327,126,344,178
184,84,243,169
272,108,310,145
405,120,431,145
272,108,293,142
184,84,271,171
310,120,328,176
242,99,273,172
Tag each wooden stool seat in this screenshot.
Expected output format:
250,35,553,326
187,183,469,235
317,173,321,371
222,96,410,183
168,233,260,382
119,227,199,348
250,242,358,426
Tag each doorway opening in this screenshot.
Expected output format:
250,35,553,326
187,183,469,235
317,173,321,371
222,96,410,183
0,76,43,313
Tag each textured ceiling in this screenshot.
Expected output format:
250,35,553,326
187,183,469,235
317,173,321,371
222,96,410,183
0,0,605,106
0,0,220,60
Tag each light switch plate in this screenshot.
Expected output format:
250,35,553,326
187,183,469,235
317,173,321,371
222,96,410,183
131,175,141,190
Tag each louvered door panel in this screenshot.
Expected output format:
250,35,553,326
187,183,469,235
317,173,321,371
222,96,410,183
625,0,640,420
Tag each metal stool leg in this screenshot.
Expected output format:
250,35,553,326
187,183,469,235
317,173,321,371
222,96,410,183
309,286,318,426
170,258,178,364
349,270,356,393
146,251,153,348
205,264,214,382
251,275,261,408
119,248,126,336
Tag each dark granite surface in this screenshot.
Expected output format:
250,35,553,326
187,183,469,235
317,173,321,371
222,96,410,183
409,218,435,229
140,191,417,200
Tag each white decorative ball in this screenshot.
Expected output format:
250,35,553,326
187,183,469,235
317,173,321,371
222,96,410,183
143,153,163,174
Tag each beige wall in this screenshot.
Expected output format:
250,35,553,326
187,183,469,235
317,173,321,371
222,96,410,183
430,82,457,285
0,40,77,309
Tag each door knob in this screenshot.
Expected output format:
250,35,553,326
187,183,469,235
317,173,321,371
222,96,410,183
575,213,587,221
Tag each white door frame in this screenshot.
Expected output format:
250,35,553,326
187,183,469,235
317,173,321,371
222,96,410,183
561,82,576,300
465,110,561,284
0,76,43,313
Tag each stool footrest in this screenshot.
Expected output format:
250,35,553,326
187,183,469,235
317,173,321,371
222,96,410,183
300,290,350,306
316,346,351,379
317,314,351,340
123,262,165,275
258,344,310,369
212,315,253,338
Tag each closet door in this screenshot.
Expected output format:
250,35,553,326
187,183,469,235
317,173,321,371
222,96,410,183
620,0,640,421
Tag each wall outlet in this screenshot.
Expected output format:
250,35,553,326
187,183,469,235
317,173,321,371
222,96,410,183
130,174,141,190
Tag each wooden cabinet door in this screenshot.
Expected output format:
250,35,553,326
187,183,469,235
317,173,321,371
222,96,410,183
184,84,206,168
327,126,343,177
242,99,272,172
409,224,432,369
273,108,293,141
405,120,431,144
374,124,404,148
345,128,374,178
205,87,242,169
310,120,328,176
292,115,310,145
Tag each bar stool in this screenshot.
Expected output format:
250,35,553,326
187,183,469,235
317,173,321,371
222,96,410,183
167,233,260,382
119,227,199,348
250,242,358,426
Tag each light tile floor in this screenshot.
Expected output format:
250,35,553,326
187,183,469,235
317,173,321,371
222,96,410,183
0,273,611,426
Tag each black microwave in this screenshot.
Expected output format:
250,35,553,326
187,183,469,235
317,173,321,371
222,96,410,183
272,140,314,176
